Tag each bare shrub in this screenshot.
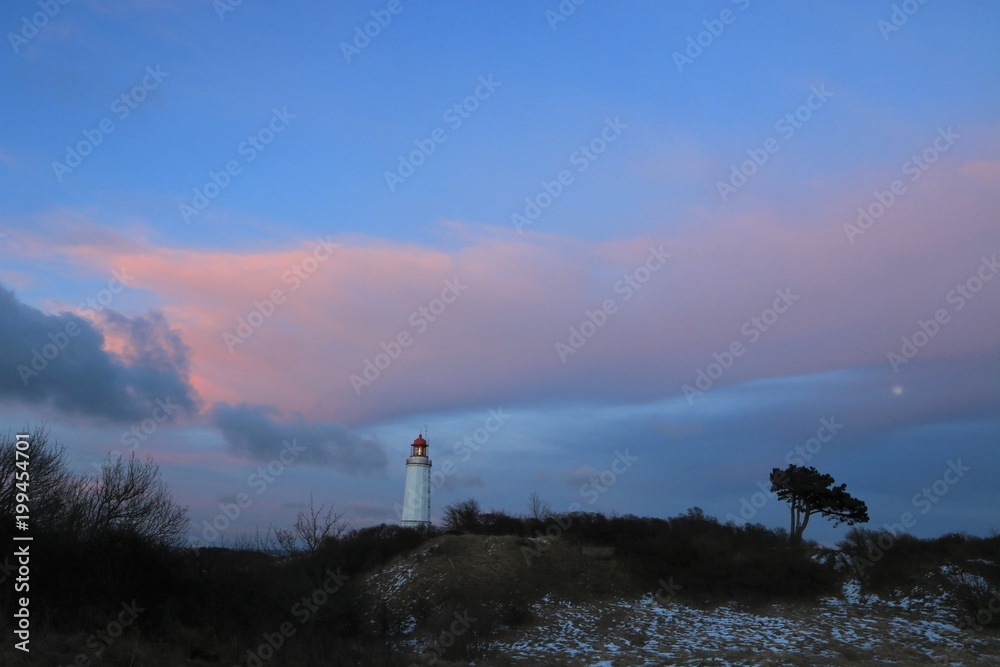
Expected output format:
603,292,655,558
84,452,189,546
275,494,349,555
442,498,481,533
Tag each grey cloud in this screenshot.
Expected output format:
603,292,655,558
0,284,198,421
210,402,387,475
564,465,600,487
439,471,485,492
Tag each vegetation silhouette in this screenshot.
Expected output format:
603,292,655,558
0,430,996,665
769,464,870,544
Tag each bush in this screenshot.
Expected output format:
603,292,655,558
838,527,1000,631
442,498,482,533
479,510,526,536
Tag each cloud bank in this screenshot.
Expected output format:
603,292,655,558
210,402,387,475
27,155,998,428
0,284,198,421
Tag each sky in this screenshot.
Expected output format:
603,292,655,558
1,0,998,546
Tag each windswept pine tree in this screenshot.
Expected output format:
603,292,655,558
769,464,869,544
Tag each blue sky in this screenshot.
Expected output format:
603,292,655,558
1,0,998,545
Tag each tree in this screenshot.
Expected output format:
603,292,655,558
442,498,481,533
527,491,552,520
275,494,349,555
0,426,77,534
1,429,188,545
769,464,868,544
85,452,189,546
682,506,706,521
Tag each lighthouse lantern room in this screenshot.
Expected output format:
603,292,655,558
401,433,432,528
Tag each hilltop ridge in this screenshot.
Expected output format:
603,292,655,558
356,531,1000,666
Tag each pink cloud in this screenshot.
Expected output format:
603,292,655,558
27,158,999,427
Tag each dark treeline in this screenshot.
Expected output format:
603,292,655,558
1,431,997,665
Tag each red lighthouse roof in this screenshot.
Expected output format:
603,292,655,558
413,434,426,446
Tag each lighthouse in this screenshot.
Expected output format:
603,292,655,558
400,433,432,528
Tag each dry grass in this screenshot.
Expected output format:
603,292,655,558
359,533,637,633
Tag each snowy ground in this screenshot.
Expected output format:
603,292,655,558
364,539,999,666
491,582,1000,666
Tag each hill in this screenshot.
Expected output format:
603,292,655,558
3,515,998,666
355,532,1000,666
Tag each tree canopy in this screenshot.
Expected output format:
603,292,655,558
0,428,188,546
770,464,869,544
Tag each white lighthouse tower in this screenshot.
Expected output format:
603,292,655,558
401,433,431,528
